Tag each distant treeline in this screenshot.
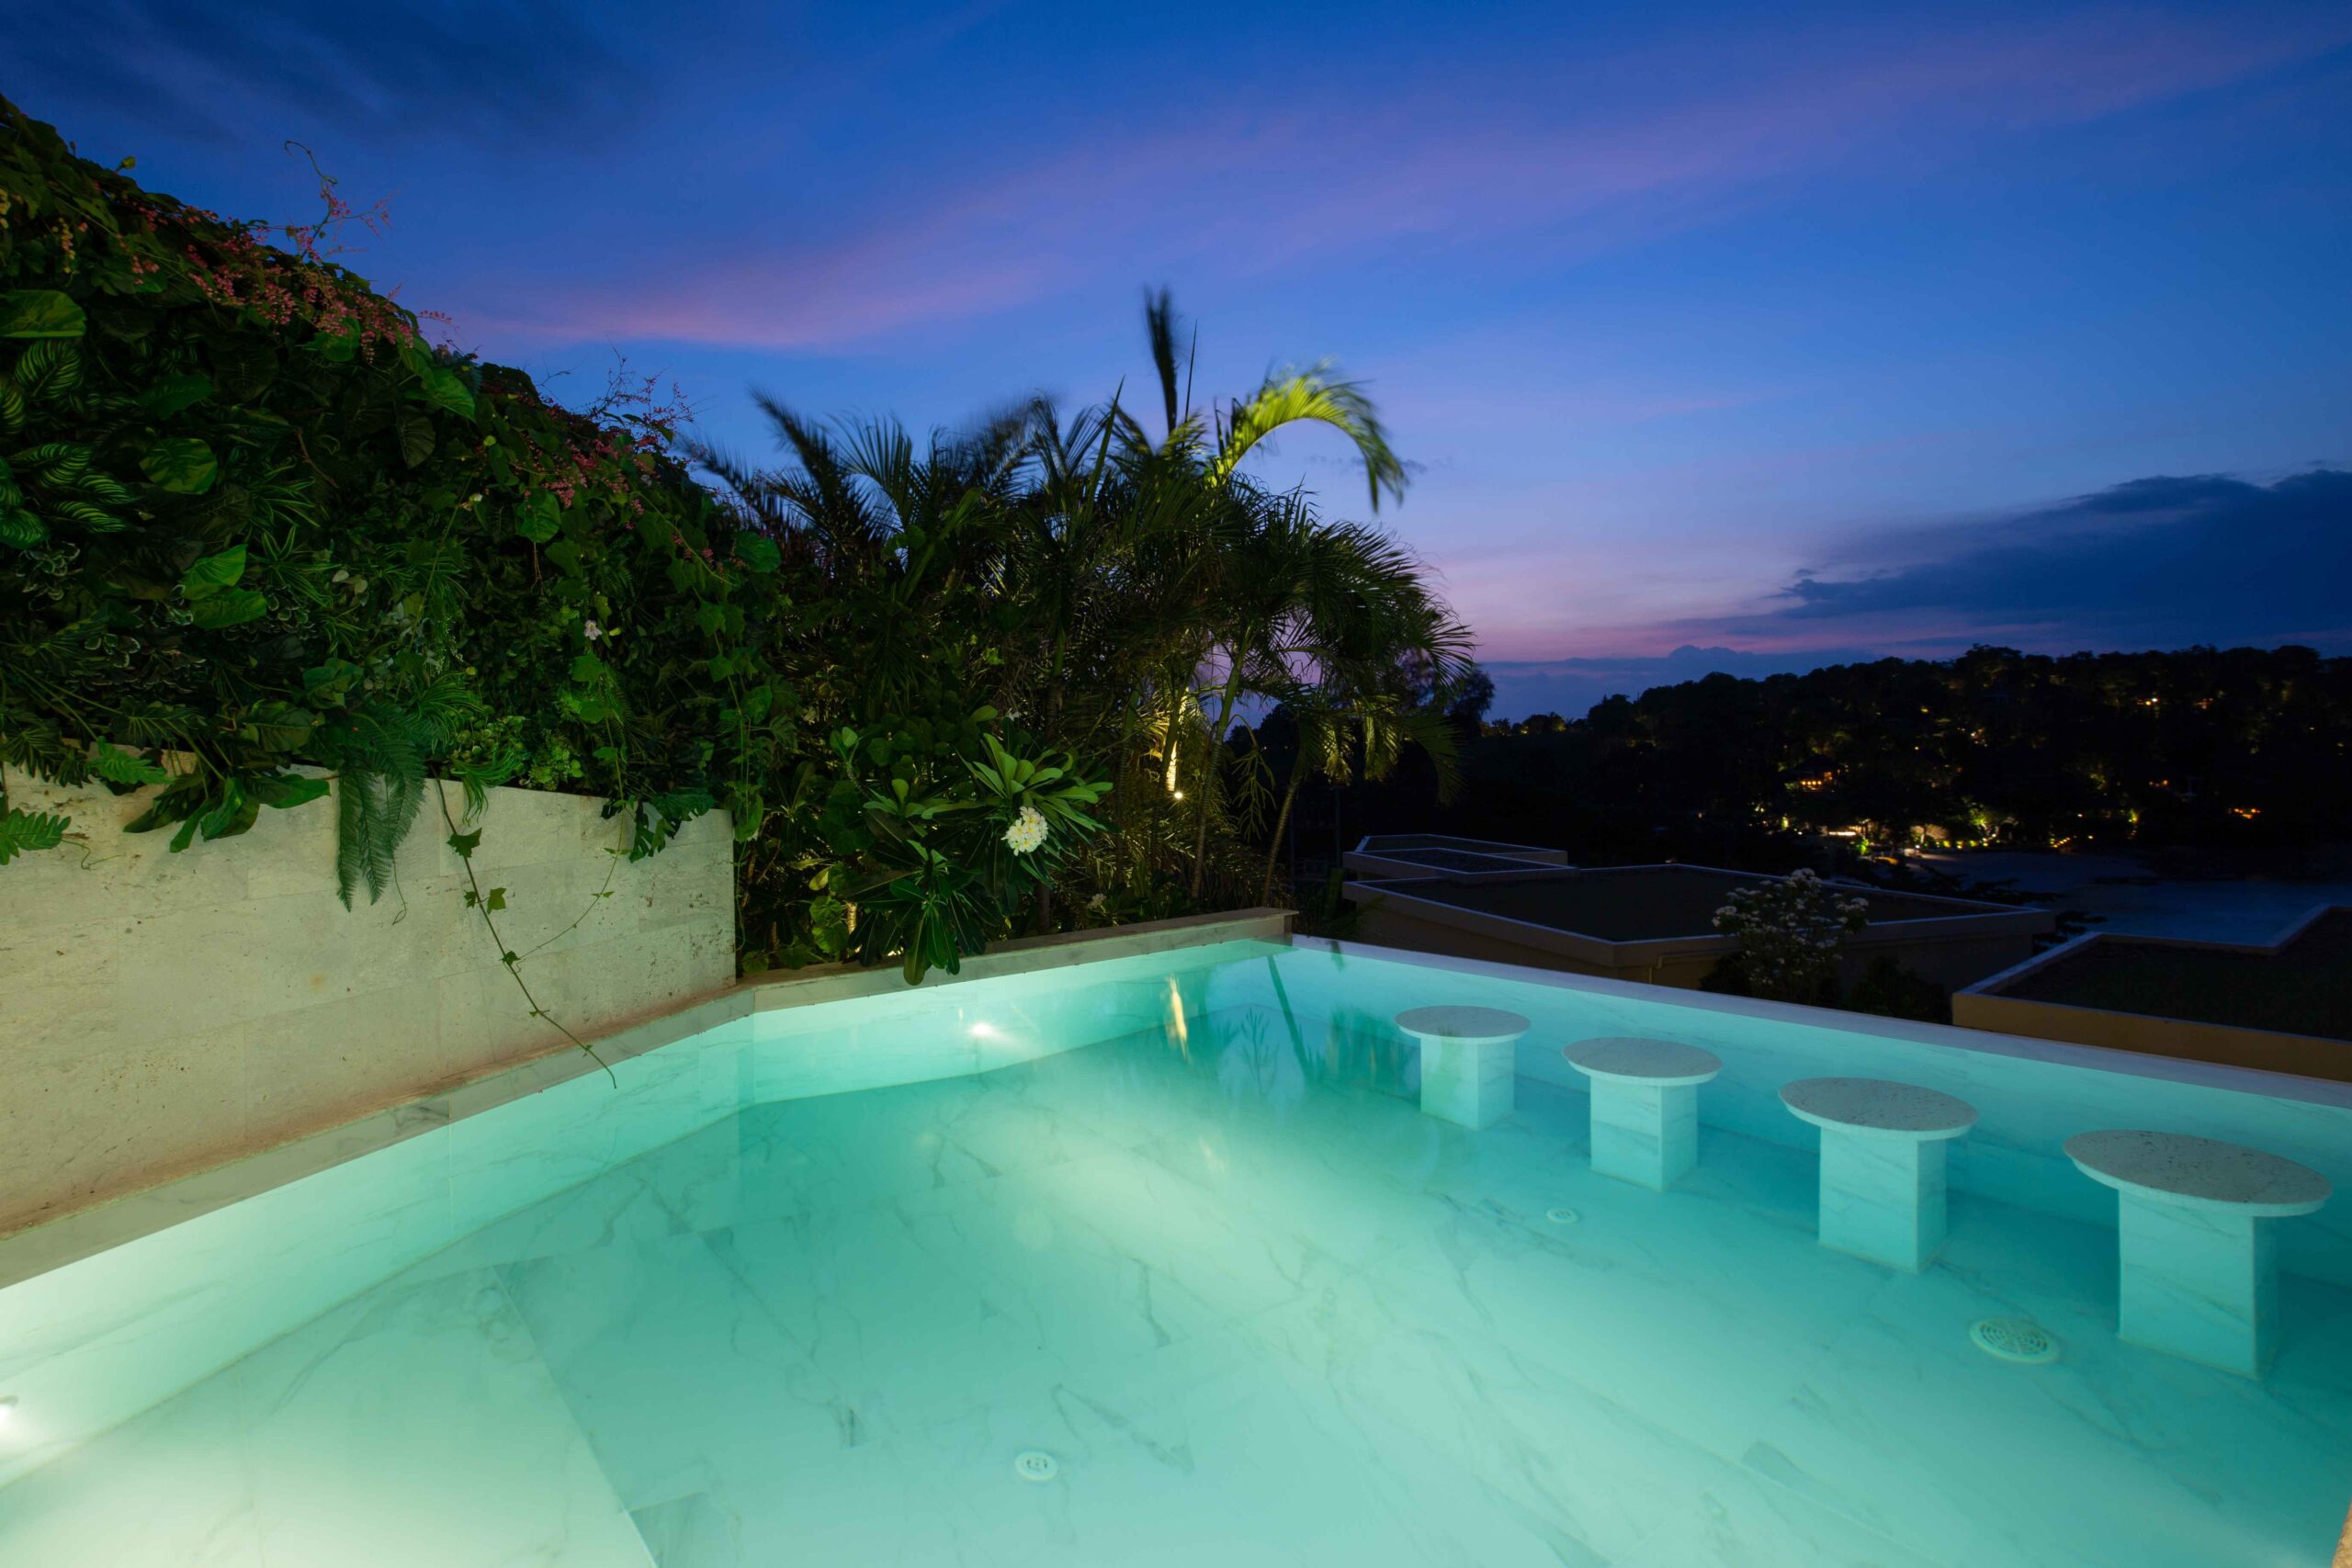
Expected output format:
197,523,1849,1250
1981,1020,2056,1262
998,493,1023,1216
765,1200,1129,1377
1261,645,2352,872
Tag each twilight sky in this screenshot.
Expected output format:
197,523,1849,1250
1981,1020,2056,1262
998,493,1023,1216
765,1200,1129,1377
10,1,2349,716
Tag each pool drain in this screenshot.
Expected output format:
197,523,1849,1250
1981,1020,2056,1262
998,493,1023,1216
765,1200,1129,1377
1970,1317,2059,1365
1544,1207,1581,1225
1013,1450,1059,1483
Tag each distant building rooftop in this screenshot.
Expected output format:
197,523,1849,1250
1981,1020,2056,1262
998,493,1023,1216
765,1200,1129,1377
1339,852,2052,995
1345,835,1572,879
1957,907,2352,1079
1367,864,2010,942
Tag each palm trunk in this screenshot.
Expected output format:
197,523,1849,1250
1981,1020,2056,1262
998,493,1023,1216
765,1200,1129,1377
1260,761,1306,906
1187,668,1243,899
1034,627,1069,934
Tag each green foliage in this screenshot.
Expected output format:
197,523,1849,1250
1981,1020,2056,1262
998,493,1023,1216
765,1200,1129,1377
0,96,800,923
2,101,1464,991
139,435,216,493
798,722,1108,982
0,288,85,337
86,739,169,785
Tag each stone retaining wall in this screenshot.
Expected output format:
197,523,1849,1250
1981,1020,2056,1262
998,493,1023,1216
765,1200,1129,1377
0,767,735,1235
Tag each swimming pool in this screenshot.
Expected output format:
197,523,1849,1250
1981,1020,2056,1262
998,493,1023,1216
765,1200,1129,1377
2,936,2346,1564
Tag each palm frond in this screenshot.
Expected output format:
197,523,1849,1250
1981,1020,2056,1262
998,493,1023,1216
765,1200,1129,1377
1209,365,1408,512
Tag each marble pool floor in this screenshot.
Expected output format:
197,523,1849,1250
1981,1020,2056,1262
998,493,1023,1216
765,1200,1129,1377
3,1006,2349,1566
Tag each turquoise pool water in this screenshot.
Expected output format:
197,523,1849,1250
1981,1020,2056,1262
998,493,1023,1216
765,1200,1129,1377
2,941,2347,1564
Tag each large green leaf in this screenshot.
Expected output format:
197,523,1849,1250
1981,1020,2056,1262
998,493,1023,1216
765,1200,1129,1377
141,435,218,494
301,657,364,707
188,587,267,628
395,408,435,468
247,773,331,810
0,290,86,339
179,544,246,600
420,365,476,420
515,491,560,543
736,534,781,574
0,508,44,548
121,773,206,836
141,373,213,417
240,701,318,752
53,499,124,532
195,783,260,842
87,740,172,785
11,339,82,401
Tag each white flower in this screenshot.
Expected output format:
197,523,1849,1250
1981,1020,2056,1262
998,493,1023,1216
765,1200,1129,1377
1003,805,1047,854
582,620,603,640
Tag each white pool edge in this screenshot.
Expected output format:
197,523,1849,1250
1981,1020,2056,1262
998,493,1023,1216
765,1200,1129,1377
0,908,1293,1293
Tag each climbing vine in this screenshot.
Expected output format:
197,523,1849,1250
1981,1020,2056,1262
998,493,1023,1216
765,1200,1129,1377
0,99,791,881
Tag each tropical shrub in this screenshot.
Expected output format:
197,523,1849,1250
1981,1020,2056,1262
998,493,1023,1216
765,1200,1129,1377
794,727,1108,981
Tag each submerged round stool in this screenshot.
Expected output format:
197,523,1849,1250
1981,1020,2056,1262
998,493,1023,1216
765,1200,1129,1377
1781,1077,1976,1271
1561,1037,1721,1190
1395,1007,1530,1130
2065,1130,2329,1378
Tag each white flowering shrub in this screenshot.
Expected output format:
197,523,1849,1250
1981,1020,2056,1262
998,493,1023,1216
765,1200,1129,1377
1002,805,1047,854
818,729,1108,982
1711,869,1870,1004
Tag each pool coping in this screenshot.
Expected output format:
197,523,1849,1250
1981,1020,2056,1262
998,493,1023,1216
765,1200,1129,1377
17,908,2341,1296
1342,864,2053,964
0,908,1293,1292
1296,935,2352,1113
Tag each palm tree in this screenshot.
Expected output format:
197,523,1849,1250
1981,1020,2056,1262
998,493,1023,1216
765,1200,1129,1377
1140,288,1408,513
694,399,1032,721
1117,291,1439,897
1259,685,1464,905
1250,532,1475,908
696,294,1472,930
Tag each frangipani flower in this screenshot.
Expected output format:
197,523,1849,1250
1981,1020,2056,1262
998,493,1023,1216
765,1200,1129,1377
1003,805,1047,854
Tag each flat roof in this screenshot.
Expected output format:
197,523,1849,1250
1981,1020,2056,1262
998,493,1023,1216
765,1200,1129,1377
1360,865,2022,942
1357,848,1560,874
1997,909,2352,1043
1357,834,1556,856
